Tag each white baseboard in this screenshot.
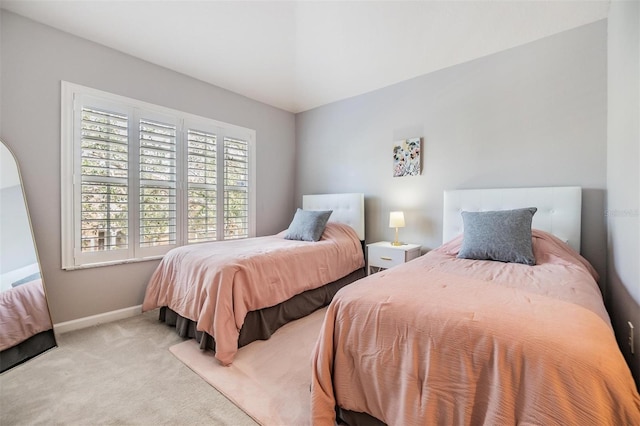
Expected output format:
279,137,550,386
54,304,142,335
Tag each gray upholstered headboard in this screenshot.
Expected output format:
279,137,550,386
443,186,582,253
302,193,365,241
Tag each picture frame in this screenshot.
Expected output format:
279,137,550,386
392,137,421,177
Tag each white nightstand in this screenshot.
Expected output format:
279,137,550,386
367,241,421,275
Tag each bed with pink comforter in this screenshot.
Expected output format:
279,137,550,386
0,279,53,352
0,278,57,372
311,230,640,425
143,222,364,365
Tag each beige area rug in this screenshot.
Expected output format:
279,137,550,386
169,307,327,426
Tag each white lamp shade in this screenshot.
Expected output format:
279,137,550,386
389,211,405,228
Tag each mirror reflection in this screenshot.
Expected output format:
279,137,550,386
1,140,56,373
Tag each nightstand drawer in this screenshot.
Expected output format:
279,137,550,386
368,246,407,268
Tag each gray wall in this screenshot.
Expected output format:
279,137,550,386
295,21,608,284
0,11,296,323
607,0,640,384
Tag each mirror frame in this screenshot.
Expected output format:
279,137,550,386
0,140,56,373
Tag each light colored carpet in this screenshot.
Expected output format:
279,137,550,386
169,307,327,426
0,310,256,426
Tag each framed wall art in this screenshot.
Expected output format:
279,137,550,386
392,137,421,177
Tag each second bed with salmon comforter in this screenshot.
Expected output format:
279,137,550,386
311,187,640,425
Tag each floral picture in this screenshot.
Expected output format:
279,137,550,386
392,137,421,177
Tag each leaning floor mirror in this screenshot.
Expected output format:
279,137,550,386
0,139,56,373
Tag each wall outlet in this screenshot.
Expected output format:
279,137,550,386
629,321,635,355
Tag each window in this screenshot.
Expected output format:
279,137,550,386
61,82,256,269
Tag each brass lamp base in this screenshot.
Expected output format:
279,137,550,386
391,227,403,246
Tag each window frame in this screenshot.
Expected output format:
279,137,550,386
61,81,256,270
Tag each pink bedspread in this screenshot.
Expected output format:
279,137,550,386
142,222,364,365
0,279,53,351
311,230,640,425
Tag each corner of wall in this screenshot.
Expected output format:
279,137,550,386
606,0,640,387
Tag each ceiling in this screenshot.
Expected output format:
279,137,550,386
1,0,610,113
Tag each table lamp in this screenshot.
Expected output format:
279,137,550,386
389,211,405,246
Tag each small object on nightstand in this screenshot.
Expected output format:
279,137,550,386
367,241,421,275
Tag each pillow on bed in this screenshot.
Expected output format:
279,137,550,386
457,207,537,265
284,209,333,242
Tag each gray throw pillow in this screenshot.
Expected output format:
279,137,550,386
457,207,537,265
284,209,333,242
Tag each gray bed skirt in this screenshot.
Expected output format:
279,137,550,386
159,267,366,351
0,329,57,373
337,407,387,426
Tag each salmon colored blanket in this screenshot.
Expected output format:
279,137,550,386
311,230,640,425
142,222,364,365
0,279,52,351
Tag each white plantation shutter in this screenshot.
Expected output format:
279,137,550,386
79,107,129,254
62,82,255,269
187,129,217,243
223,136,249,239
138,118,177,250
